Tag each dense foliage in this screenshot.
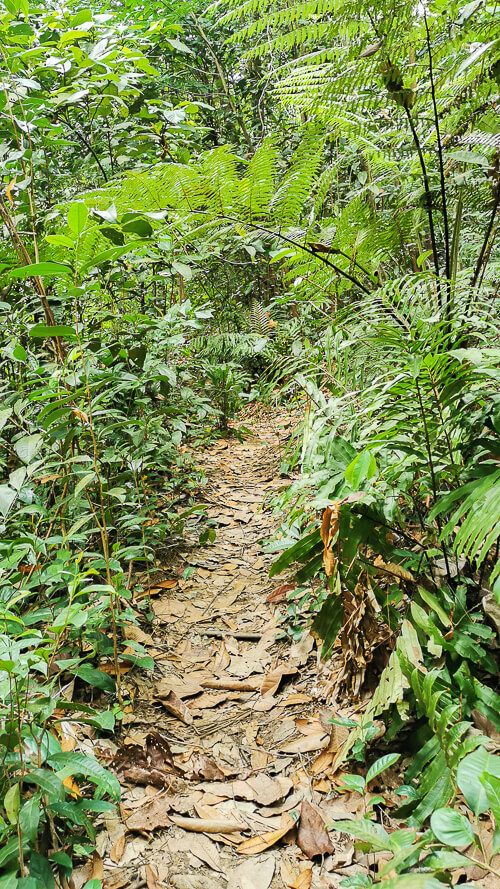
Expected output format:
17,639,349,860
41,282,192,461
0,0,499,885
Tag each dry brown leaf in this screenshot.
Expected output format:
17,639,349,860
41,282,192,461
373,558,414,582
152,599,185,622
282,693,312,707
280,858,299,887
310,751,334,776
145,865,159,889
71,408,88,424
229,855,275,889
214,641,231,670
251,749,269,770
123,623,155,646
260,665,298,697
98,661,133,676
125,796,172,832
237,812,295,855
187,691,230,710
471,708,500,743
266,583,295,603
281,731,329,754
156,676,204,699
230,775,292,806
170,833,224,873
150,579,178,590
290,870,313,889
201,678,260,692
157,690,193,725
91,851,104,880
320,503,341,577
110,833,126,864
180,751,228,781
297,800,334,858
170,815,243,833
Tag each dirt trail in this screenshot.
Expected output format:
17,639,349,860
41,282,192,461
90,410,358,889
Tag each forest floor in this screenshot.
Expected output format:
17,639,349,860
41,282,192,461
72,406,386,889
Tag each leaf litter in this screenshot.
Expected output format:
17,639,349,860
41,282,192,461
92,407,376,889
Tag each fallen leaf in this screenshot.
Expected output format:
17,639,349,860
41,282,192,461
157,690,194,724
112,731,181,787
282,693,312,707
297,800,334,858
156,676,204,699
110,833,126,863
261,665,297,697
170,815,244,833
170,876,220,889
266,583,295,603
471,708,500,743
237,812,295,855
181,752,228,781
291,870,313,889
169,834,224,873
152,599,185,622
125,795,172,832
214,641,231,670
123,623,155,646
228,855,275,889
201,678,260,692
281,731,329,754
150,579,178,590
289,631,314,666
145,864,159,889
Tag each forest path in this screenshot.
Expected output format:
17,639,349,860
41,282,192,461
91,408,357,889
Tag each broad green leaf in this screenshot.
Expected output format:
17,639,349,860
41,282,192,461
70,8,93,26
425,850,471,869
121,218,153,237
100,226,125,246
46,233,75,247
92,204,117,224
366,752,401,783
166,37,193,54
0,485,16,516
50,752,120,799
331,818,390,851
480,772,500,822
4,783,20,824
0,408,12,431
29,324,77,339
430,807,475,847
345,449,377,488
376,876,446,889
14,434,43,464
0,837,21,868
10,261,72,279
24,769,65,800
457,748,500,814
30,851,55,889
9,467,26,490
341,774,366,793
19,794,41,841
172,260,193,281
13,343,26,361
73,664,116,692
67,201,89,236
